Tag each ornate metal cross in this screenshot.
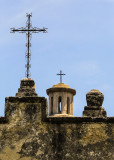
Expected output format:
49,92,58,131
57,70,66,83
11,13,47,78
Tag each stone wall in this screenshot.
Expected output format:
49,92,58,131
0,97,113,160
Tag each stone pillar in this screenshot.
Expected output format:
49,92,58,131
70,96,73,115
83,89,107,118
49,93,52,115
53,92,58,114
61,92,67,114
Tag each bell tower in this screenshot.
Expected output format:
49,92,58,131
47,83,76,116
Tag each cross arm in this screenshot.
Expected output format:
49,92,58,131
57,73,66,75
30,27,48,33
11,27,48,33
10,27,27,33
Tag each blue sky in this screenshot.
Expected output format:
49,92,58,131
0,0,114,117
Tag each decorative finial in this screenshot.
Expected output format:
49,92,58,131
11,13,48,78
57,70,66,83
83,89,107,118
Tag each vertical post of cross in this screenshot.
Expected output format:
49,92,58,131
26,13,32,78
57,70,66,83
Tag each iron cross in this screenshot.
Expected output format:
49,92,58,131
57,70,66,83
11,13,47,78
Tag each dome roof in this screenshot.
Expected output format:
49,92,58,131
52,83,70,88
46,83,76,95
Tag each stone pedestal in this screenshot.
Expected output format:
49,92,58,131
16,78,38,97
83,89,107,118
5,78,47,125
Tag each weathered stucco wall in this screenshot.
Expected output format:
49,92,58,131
0,96,114,160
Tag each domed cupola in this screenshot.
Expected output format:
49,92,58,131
46,70,76,116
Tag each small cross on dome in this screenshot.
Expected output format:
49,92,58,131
57,70,66,83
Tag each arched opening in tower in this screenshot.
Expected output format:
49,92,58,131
58,96,62,113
